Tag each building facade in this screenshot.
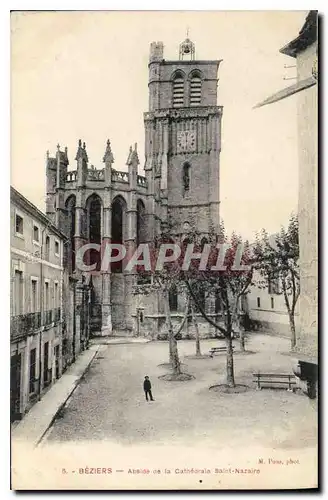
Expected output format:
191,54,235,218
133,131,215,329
255,11,318,396
246,269,300,337
11,187,91,422
46,37,223,339
11,187,66,422
281,12,318,395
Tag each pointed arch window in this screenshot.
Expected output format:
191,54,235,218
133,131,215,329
87,194,102,271
112,196,126,273
65,195,76,272
190,72,202,106
183,162,191,192
200,237,208,250
172,72,185,108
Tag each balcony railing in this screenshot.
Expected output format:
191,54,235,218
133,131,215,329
44,308,61,325
11,308,62,342
44,310,52,325
53,307,61,322
11,312,41,342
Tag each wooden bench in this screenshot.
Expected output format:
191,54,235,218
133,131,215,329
209,346,235,357
253,373,296,391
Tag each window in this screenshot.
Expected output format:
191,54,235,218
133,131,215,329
54,282,59,308
201,237,208,251
183,163,190,192
190,73,202,106
43,342,50,387
33,225,40,243
66,195,76,271
111,196,125,273
31,279,37,312
45,236,50,260
15,214,23,235
271,297,274,309
257,297,261,308
44,281,50,311
29,348,37,394
172,73,185,108
215,291,221,313
14,270,23,316
55,240,60,256
169,285,178,312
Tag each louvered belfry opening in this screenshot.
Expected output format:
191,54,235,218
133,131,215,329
190,74,202,106
172,73,185,107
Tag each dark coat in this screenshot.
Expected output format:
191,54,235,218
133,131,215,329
143,379,151,391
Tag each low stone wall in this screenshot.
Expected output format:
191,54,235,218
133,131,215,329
132,313,226,340
247,318,291,339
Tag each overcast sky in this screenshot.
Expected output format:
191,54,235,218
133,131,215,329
11,10,306,240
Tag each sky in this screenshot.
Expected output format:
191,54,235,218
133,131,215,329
11,10,307,240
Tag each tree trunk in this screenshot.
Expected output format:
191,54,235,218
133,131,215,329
233,299,245,353
289,312,296,349
170,333,181,375
164,289,181,375
282,280,296,350
191,303,201,356
239,328,246,352
224,292,235,388
225,333,235,387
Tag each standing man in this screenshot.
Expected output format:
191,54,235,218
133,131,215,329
143,376,155,402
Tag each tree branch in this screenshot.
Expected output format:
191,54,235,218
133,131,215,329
173,296,190,339
185,280,227,336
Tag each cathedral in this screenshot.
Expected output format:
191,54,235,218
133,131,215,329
46,36,223,338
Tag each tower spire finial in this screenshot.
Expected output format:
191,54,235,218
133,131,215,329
75,138,88,162
103,138,114,163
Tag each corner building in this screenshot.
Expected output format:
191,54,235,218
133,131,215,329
46,37,223,338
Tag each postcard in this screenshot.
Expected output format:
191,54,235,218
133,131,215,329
10,10,318,490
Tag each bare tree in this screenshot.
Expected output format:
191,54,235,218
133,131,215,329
254,214,300,349
183,225,254,387
133,220,189,378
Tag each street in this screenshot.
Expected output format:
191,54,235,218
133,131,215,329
47,334,317,451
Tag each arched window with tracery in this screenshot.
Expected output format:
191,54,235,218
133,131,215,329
172,71,185,108
86,194,102,271
189,72,202,106
111,196,126,273
65,195,76,272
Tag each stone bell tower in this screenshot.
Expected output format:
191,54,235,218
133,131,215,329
144,36,223,239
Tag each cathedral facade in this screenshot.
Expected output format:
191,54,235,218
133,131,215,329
46,37,223,338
